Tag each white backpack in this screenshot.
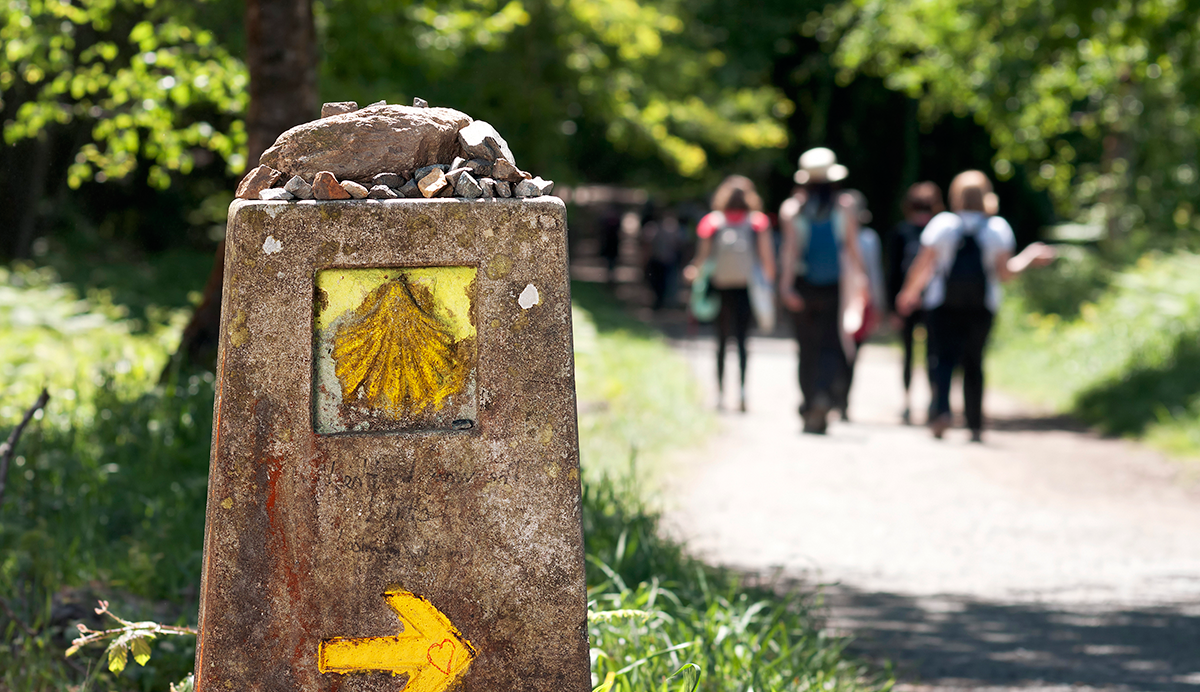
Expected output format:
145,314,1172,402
709,212,755,288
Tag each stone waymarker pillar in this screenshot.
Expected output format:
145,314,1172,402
195,197,589,692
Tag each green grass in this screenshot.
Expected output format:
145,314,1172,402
0,266,888,692
572,281,713,484
990,248,1200,460
573,281,887,692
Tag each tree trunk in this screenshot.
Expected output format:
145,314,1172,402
245,0,319,165
170,0,317,374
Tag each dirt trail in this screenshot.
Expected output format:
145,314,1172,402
660,336,1200,691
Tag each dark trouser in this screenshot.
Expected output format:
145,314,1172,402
901,309,928,394
645,258,677,310
792,279,847,412
927,306,994,432
715,287,752,392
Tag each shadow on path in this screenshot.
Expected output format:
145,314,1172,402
820,583,1200,691
985,414,1093,434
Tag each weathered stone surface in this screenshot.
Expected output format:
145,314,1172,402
367,184,398,199
260,105,473,183
372,172,404,188
312,171,351,200
456,171,483,198
458,120,516,166
235,165,283,200
365,99,386,108
491,157,526,183
437,179,456,197
451,156,466,170
414,163,449,181
321,101,358,118
480,177,496,198
259,187,294,201
284,175,314,200
341,180,369,199
514,178,542,198
445,167,468,188
397,178,421,198
495,179,512,198
418,169,448,198
413,96,428,107
531,176,555,195
465,158,494,178
199,197,589,692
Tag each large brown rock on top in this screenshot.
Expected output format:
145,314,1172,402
259,105,472,183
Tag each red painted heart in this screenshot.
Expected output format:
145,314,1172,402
427,638,455,675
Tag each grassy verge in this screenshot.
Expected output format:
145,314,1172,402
990,248,1200,460
1,266,888,692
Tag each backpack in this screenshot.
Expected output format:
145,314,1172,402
803,215,841,286
941,215,988,309
709,213,755,288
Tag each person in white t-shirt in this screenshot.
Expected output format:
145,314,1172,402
896,170,1054,442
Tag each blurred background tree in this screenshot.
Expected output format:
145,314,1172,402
1,0,247,260
815,0,1200,253
2,0,1079,290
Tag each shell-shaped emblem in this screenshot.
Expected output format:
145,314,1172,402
331,275,470,416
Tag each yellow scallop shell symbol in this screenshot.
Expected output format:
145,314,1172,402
331,275,470,415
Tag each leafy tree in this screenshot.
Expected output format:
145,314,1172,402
317,0,793,191
1,0,248,258
812,0,1200,250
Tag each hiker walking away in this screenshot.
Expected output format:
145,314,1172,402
887,182,945,424
641,210,685,310
838,190,886,421
778,148,870,434
896,170,1055,442
683,175,776,412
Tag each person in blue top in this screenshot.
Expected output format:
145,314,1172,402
897,170,1055,442
778,148,870,434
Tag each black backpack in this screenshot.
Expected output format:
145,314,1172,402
941,216,988,309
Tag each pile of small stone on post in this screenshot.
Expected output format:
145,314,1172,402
236,98,554,203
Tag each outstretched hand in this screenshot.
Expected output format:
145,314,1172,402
1008,242,1057,274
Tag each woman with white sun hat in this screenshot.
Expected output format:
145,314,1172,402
778,147,870,434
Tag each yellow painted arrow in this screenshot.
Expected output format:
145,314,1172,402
318,588,476,692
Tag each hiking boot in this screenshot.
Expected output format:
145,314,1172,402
930,413,952,439
802,395,831,434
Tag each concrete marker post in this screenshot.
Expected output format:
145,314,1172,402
195,197,589,692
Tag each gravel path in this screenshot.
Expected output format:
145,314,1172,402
661,336,1200,691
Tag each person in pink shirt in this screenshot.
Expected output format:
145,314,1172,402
683,175,776,412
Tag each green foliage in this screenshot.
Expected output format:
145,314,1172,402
571,281,713,482
66,600,196,675
1,263,208,691
2,0,248,188
1006,244,1111,319
814,0,1200,247
991,250,1200,457
318,0,792,185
